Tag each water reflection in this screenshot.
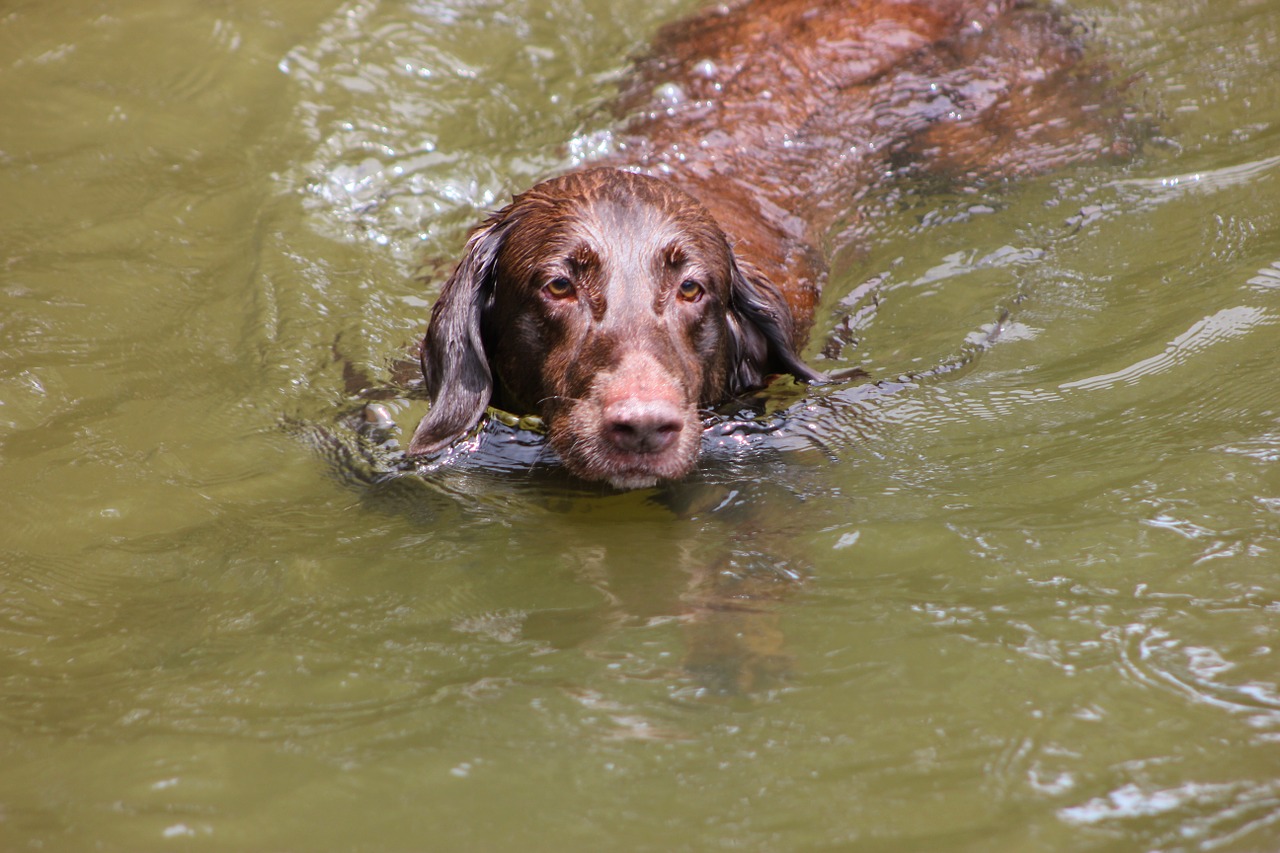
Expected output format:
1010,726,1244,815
296,389,855,693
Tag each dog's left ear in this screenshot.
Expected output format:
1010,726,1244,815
725,257,825,395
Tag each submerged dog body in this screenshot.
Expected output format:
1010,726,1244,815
409,0,1126,488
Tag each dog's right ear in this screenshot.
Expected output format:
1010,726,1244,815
408,216,508,456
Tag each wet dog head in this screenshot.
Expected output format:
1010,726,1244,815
409,168,820,489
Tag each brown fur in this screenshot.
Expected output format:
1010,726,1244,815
409,0,1127,488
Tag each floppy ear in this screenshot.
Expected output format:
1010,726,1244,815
407,218,507,455
725,257,825,396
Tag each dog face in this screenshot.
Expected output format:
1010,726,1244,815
410,168,820,489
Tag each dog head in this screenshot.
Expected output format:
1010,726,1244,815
409,168,820,489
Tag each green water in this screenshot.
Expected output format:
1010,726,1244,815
3,0,1279,850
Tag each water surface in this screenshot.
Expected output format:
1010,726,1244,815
3,0,1280,850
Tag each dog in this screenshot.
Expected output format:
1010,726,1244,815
407,0,1127,489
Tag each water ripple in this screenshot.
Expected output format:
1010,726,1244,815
1060,305,1271,391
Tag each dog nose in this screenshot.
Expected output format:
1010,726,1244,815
602,398,684,454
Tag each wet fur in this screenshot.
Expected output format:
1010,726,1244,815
409,0,1127,488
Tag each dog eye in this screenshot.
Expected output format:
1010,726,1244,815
677,279,704,302
543,277,576,299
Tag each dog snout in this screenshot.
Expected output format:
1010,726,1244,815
602,397,685,455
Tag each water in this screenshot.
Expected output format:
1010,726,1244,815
3,0,1280,849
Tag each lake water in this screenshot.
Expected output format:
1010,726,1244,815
2,0,1279,850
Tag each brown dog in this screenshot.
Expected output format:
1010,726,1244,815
408,0,1126,488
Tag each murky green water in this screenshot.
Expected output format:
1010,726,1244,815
3,0,1280,849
